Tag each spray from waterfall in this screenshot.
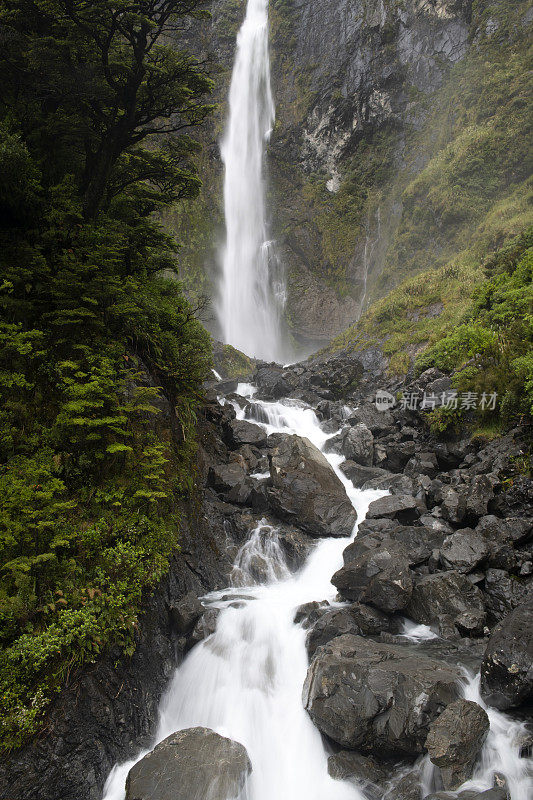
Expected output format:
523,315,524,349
217,0,287,363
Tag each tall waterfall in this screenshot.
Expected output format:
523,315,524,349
218,0,287,362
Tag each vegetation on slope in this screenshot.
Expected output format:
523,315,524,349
0,0,213,749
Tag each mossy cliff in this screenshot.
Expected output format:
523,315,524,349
268,0,532,347
170,0,531,350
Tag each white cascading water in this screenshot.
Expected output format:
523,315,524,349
217,0,287,363
102,393,533,800
102,396,386,800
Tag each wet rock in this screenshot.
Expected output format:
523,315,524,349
169,592,204,634
125,727,251,800
190,608,220,645
407,571,486,637
340,460,391,488
294,600,329,627
223,418,267,449
332,548,413,612
480,599,533,710
208,463,247,493
425,699,490,790
440,528,490,573
405,452,439,479
303,634,461,757
438,486,467,525
465,475,496,521
366,494,421,523
382,771,421,800
347,404,394,434
254,366,290,399
267,434,357,537
327,750,387,795
483,568,532,621
341,423,374,465
306,607,364,657
343,524,445,568
374,440,417,472
348,602,392,634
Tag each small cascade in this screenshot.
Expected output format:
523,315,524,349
217,0,288,362
358,205,381,319
231,521,290,586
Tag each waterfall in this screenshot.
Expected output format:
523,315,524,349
217,0,287,363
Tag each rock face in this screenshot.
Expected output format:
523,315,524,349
332,548,413,612
425,699,490,790
407,571,486,637
366,494,421,523
267,434,357,536
480,600,533,710
125,728,251,800
303,634,461,757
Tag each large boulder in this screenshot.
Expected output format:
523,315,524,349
306,607,363,658
347,403,394,434
223,418,267,449
305,604,391,657
208,463,246,493
343,524,445,568
303,635,461,757
440,528,490,573
125,727,251,800
425,699,490,790
332,548,413,612
366,494,421,523
406,571,486,637
340,460,392,488
341,423,374,466
480,600,533,710
483,568,532,621
267,434,357,537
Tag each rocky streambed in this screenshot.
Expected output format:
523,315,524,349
1,352,532,800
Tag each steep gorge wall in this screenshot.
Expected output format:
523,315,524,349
268,0,473,346
165,0,531,351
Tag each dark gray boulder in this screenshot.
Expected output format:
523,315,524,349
438,486,467,525
480,600,533,710
125,727,251,800
407,571,486,637
465,475,496,521
425,699,489,790
303,635,461,757
169,592,204,635
223,418,267,449
347,404,394,434
343,524,445,568
340,460,392,488
327,750,387,783
440,528,490,573
267,434,357,537
208,463,247,493
366,494,421,523
332,548,413,612
405,451,439,479
306,607,364,657
483,568,532,621
341,423,374,465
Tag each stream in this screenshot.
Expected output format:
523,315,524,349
102,390,532,800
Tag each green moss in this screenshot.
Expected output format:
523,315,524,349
215,344,255,380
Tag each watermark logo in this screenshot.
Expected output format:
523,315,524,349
399,390,498,411
375,389,396,412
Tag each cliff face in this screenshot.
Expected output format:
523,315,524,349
165,0,530,352
268,0,473,346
